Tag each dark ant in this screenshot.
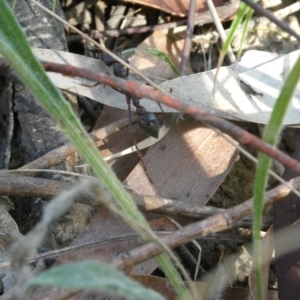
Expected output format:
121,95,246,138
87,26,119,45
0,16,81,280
100,52,160,182
100,52,160,138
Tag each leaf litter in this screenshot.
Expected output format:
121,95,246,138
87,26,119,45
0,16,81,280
3,0,300,299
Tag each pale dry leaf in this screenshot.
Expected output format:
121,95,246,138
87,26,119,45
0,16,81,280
33,48,300,125
236,49,281,73
33,48,166,114
238,49,300,125
144,48,300,125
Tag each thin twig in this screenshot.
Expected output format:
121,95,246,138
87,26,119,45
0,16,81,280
111,177,300,270
0,232,251,272
206,0,236,63
90,182,197,297
180,0,196,75
18,116,132,171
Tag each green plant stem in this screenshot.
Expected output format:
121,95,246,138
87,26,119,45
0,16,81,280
221,2,249,56
237,8,253,60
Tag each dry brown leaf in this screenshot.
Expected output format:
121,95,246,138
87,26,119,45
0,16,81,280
53,209,175,272
93,106,147,182
120,0,227,16
125,117,238,206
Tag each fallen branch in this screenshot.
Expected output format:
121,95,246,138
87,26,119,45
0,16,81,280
110,177,300,270
0,173,272,229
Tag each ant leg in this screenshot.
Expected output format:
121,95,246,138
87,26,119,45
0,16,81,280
126,95,153,184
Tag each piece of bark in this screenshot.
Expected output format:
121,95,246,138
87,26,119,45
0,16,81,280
9,0,71,162
0,75,13,169
6,0,86,241
0,0,76,293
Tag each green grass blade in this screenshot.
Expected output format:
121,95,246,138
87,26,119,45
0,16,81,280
237,8,254,60
221,2,249,55
253,55,300,299
215,2,250,91
52,0,57,12
0,2,191,299
123,47,181,77
12,0,17,10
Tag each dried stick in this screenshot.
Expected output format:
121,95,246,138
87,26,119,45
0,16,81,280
130,193,272,230
0,232,249,272
242,0,300,42
180,0,196,75
0,174,271,229
18,116,132,171
0,175,97,205
111,177,300,270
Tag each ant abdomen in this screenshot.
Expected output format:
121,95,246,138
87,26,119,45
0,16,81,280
138,112,159,139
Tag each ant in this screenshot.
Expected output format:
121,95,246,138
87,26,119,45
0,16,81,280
100,52,160,139
99,52,160,181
